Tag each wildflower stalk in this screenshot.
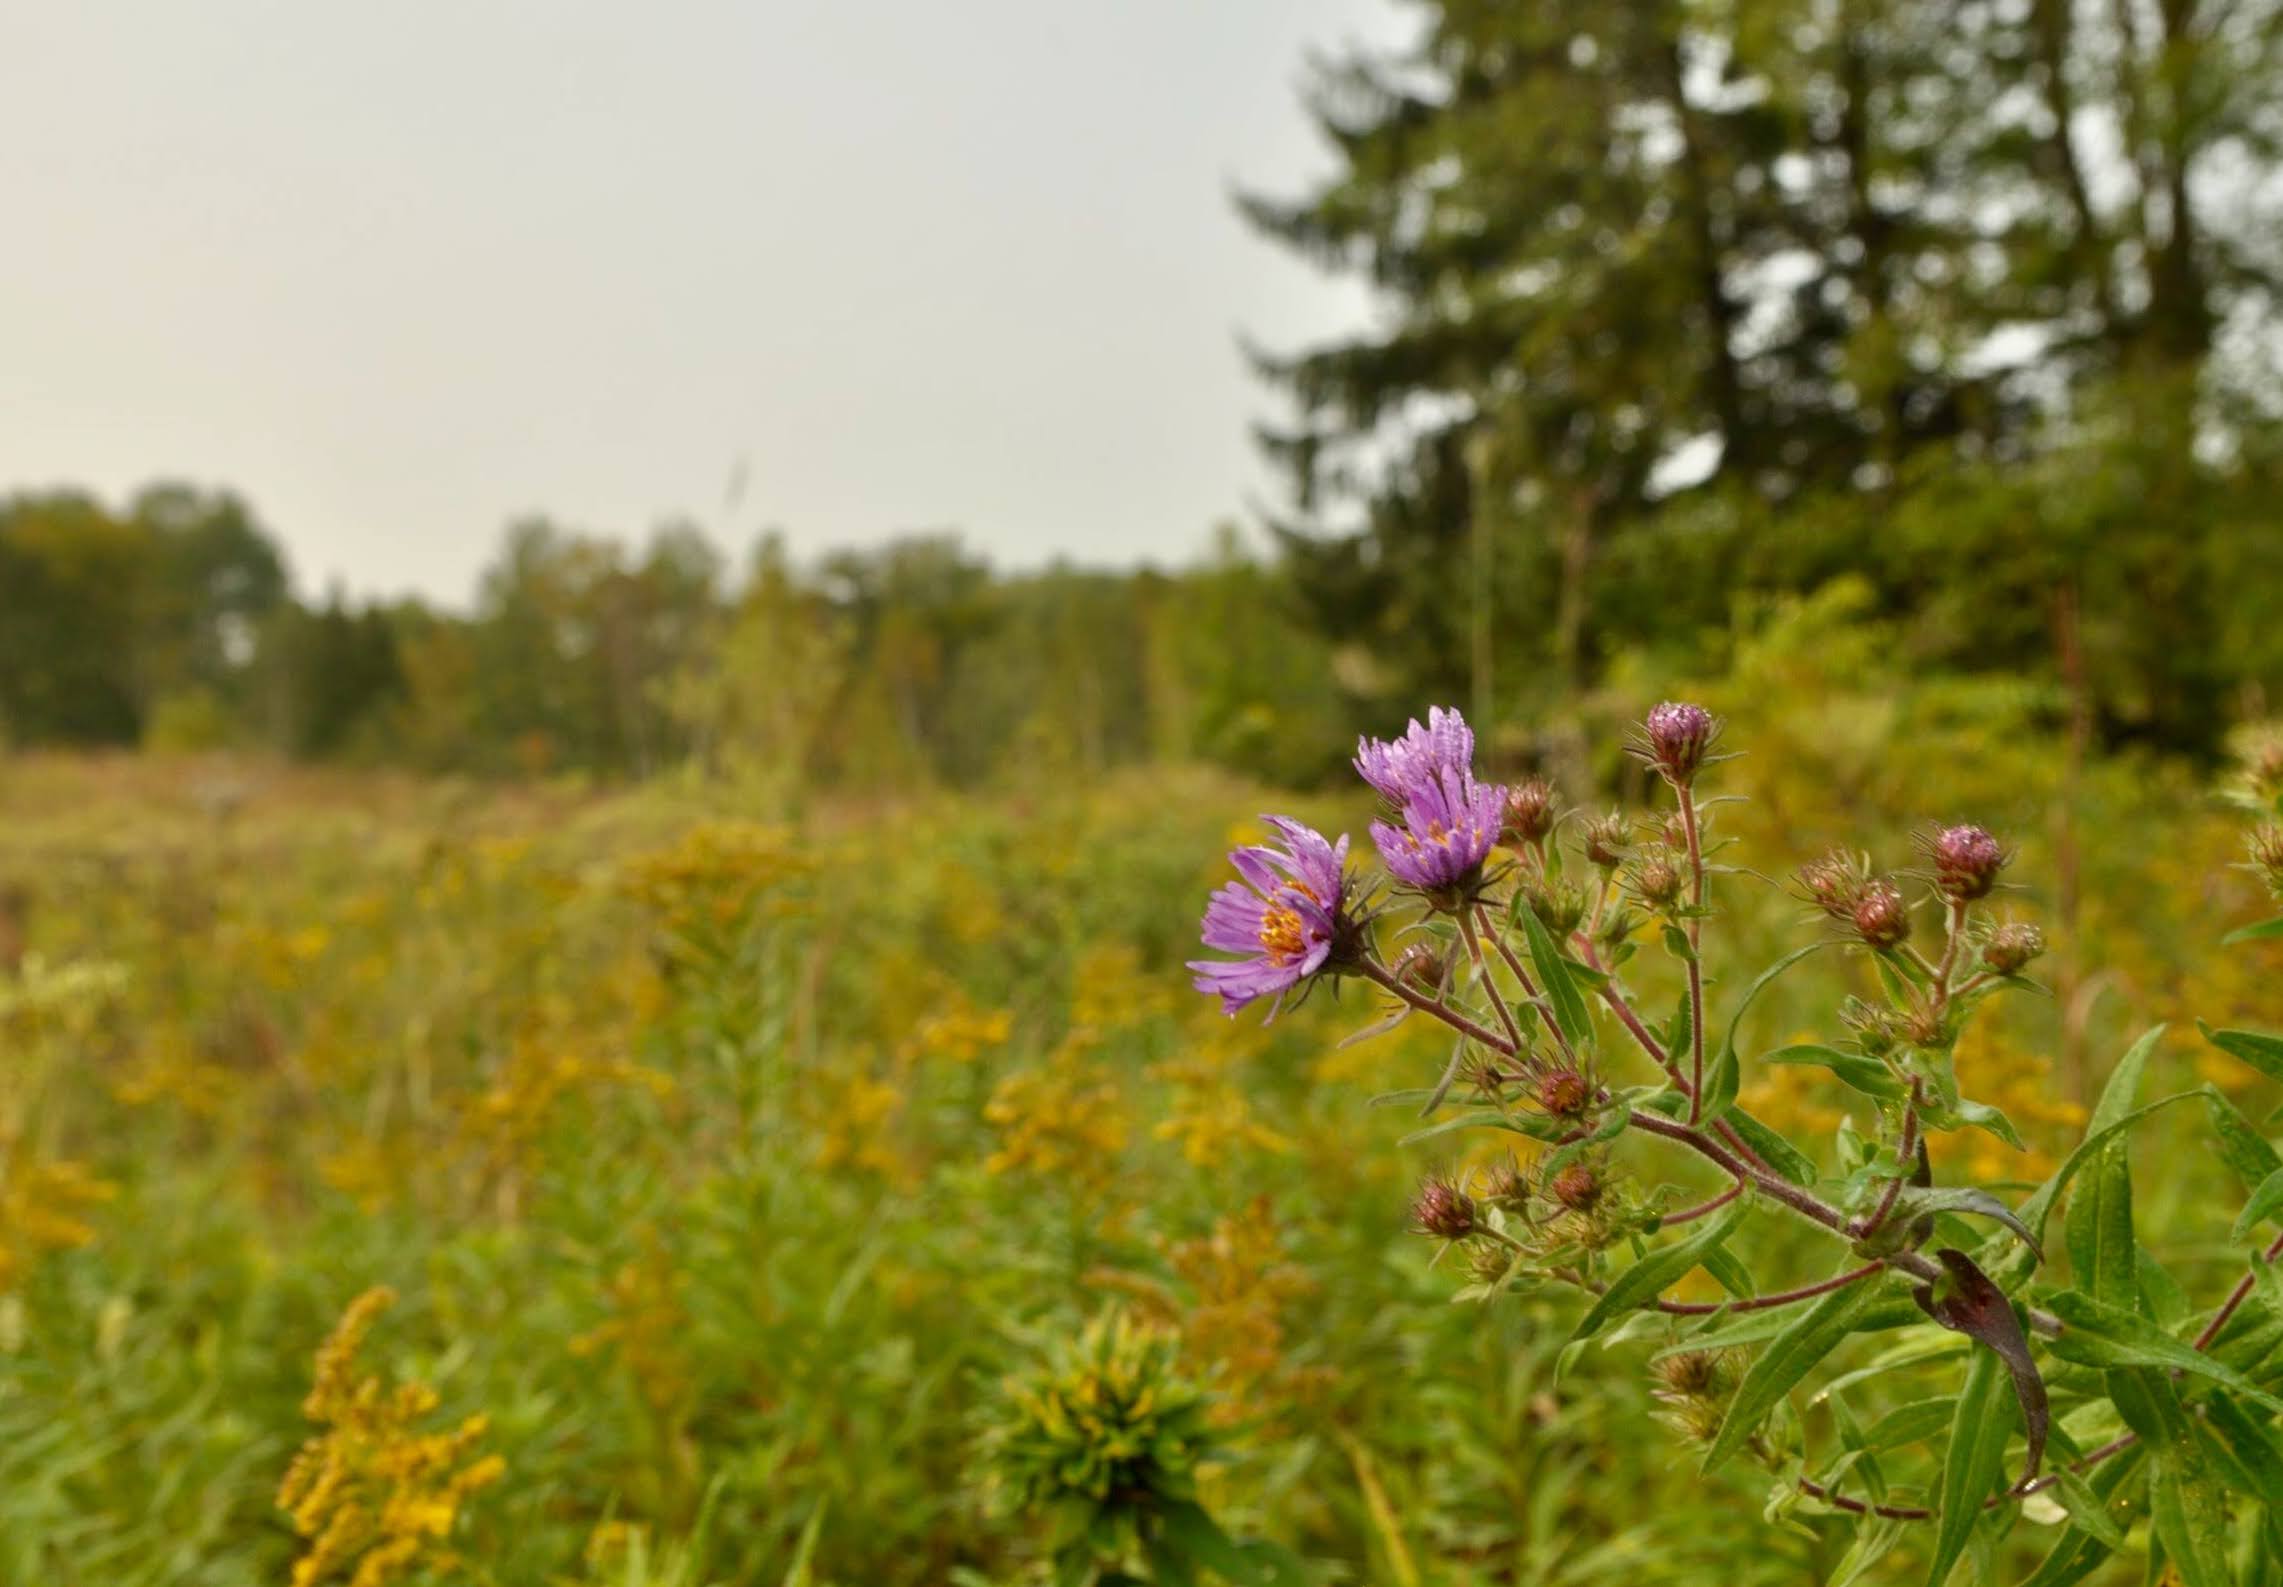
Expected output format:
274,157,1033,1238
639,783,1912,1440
1661,1181,1742,1225
1624,1106,2065,1337
1653,1261,1883,1316
1674,787,1711,1122
1932,896,1969,993
1457,909,1524,1052
1478,904,1577,1066
2190,1222,2283,1351
1858,1077,1923,1240
1354,955,1516,1057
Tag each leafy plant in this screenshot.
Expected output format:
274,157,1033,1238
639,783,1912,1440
1190,703,2283,1582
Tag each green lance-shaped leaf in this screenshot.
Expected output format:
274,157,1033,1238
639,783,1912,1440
1949,1097,2023,1150
2200,1019,2283,1085
1910,1247,2047,1492
2090,1025,2166,1135
1980,1084,2211,1284
1153,1502,1306,1587
1566,1201,1748,1346
2151,1453,2235,1587
1702,943,1835,1127
2045,1468,2127,1551
1861,1396,1957,1452
2201,1391,2283,1508
1397,1108,1572,1147
1924,1343,2017,1587
2222,916,2283,946
1891,1187,2041,1260
1762,1043,1906,1100
1725,1108,1818,1187
2044,1290,2283,1414
2015,1447,2146,1587
2064,1136,2137,1313
1512,897,1592,1057
1701,1277,1887,1473
2234,1165,2283,1245
2205,1089,2282,1197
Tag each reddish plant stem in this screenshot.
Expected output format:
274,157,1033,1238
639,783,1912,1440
1933,896,1969,996
1859,1078,1924,1239
1458,909,1524,1052
1355,957,1516,1058
1677,783,1709,1122
1573,938,1679,1077
1662,1181,1743,1225
1803,1431,2143,1522
1478,904,1578,1066
1656,1261,1884,1316
1625,1108,2063,1337
2191,1225,2283,1351
1571,937,1787,1183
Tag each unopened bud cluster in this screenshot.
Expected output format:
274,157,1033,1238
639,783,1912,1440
1650,1349,1740,1445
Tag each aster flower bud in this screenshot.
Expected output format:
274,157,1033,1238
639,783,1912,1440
1502,777,1558,848
1410,1176,1478,1241
2244,734,2283,807
1635,701,1719,786
1850,879,1912,948
1536,1067,1591,1117
1839,996,1900,1058
1651,1350,1738,1444
1478,1157,1532,1211
1982,921,2045,975
1524,879,1589,937
1626,849,1684,911
1582,811,1630,870
1651,1349,1735,1402
1391,942,1445,995
1927,823,2008,901
1797,850,1868,920
2250,827,2283,900
1464,1238,1516,1286
1595,903,1643,953
1900,997,1948,1048
1548,1163,1603,1213
1461,1051,1513,1100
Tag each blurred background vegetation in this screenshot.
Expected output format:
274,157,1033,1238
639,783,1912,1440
7,0,2283,1582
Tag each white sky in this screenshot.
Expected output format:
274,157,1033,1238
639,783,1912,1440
1,1,1414,605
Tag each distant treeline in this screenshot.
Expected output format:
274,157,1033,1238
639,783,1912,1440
2,468,2277,791
0,494,1359,785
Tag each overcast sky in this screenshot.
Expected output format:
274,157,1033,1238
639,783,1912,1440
1,2,1415,605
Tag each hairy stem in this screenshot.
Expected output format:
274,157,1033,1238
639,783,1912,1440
1677,784,1708,1122
1355,956,1516,1058
1656,1261,1883,1316
1480,904,1578,1065
1458,909,1524,1052
1859,1077,1924,1239
2191,1224,2283,1352
1625,1107,2063,1337
1662,1181,1743,1225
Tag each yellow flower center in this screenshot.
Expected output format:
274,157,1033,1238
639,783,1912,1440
1257,905,1307,962
1255,882,1320,964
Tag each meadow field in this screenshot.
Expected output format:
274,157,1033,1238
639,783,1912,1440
5,641,2280,1586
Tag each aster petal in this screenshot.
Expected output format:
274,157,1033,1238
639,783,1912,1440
1229,845,1282,895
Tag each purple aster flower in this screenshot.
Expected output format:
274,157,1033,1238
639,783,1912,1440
1370,766,1507,894
1355,706,1477,803
1188,816,1351,1016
